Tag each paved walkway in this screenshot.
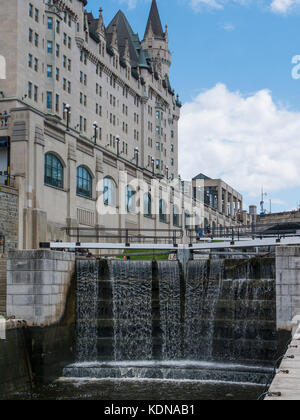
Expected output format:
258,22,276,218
265,318,300,400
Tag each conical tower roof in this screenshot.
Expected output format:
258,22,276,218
107,10,150,69
144,0,164,40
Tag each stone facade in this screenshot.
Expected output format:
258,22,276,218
7,250,75,325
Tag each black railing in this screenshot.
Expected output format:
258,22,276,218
63,227,184,247
187,222,300,245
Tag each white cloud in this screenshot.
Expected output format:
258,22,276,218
179,84,300,197
119,0,138,10
270,0,300,13
189,0,225,11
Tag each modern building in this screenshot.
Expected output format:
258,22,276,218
0,0,245,250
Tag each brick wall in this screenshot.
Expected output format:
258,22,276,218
0,185,18,251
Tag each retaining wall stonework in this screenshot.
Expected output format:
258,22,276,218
0,186,18,251
276,246,300,331
0,255,7,314
7,250,75,325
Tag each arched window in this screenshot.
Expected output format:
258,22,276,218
159,199,167,223
44,153,64,189
77,166,92,198
126,186,135,213
103,177,116,206
173,205,180,227
144,193,152,218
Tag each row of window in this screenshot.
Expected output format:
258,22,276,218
44,153,178,222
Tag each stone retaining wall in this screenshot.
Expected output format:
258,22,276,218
7,250,75,325
276,246,300,331
0,185,18,251
0,255,7,314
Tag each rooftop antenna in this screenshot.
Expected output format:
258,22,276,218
260,186,267,215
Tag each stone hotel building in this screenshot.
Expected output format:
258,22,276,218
0,0,246,250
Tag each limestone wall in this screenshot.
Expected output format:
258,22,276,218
7,250,75,325
276,246,300,331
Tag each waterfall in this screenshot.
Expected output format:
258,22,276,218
184,260,223,360
76,259,99,362
65,257,278,382
157,261,182,360
110,260,153,361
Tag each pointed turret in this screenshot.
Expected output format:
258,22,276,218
111,23,118,50
97,8,105,37
144,0,164,40
142,0,172,77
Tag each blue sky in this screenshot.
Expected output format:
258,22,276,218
87,0,300,213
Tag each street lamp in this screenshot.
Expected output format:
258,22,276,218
64,104,71,131
151,157,155,176
134,147,139,168
116,136,120,157
93,121,98,145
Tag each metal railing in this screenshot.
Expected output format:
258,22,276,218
186,222,300,245
63,227,184,247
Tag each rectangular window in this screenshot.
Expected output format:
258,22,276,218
47,41,53,54
47,65,53,78
34,33,39,47
34,8,39,23
34,58,38,72
34,85,38,102
28,82,32,99
28,54,33,68
47,17,53,30
29,3,33,17
47,92,52,109
29,28,33,43
55,94,59,113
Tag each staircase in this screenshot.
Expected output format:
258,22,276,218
0,255,7,315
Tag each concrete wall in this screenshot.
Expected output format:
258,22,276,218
7,250,75,325
276,246,300,331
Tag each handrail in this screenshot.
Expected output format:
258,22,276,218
62,227,184,246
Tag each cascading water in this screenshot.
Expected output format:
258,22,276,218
157,261,182,360
110,260,153,361
76,259,99,362
184,259,224,360
63,257,278,386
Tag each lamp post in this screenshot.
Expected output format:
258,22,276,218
116,136,120,157
134,147,139,168
93,122,98,145
64,104,71,131
151,157,155,177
